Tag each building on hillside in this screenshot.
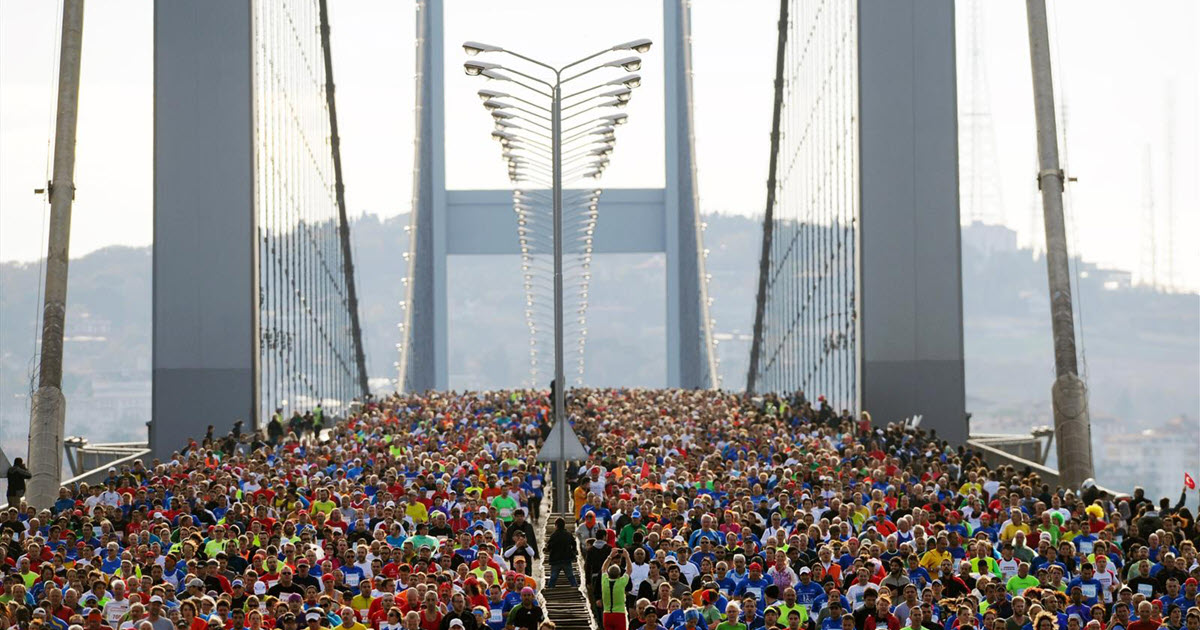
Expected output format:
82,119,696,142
962,221,1018,257
1096,414,1197,500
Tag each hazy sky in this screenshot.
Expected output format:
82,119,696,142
1,1,1196,290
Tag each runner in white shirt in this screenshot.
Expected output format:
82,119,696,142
846,567,875,610
997,547,1021,583
103,581,131,627
1094,555,1119,604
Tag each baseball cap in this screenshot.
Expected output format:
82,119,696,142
631,510,641,519
305,612,322,622
448,621,465,629
149,596,164,604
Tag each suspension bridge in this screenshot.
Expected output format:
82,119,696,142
14,0,1102,511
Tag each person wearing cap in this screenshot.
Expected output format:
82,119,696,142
638,605,668,630
468,606,490,630
1176,577,1198,608
502,530,537,570
735,562,773,614
145,595,173,630
616,511,646,550
503,510,538,554
505,587,542,630
303,608,331,630
815,597,847,630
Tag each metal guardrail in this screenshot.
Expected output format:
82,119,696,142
61,448,151,487
967,438,1065,487
967,436,1126,498
1,447,150,510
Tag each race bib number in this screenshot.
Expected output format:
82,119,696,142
490,609,503,623
1137,584,1153,597
747,586,762,600
345,573,360,587
1081,584,1096,599
531,480,542,488
1078,541,1093,554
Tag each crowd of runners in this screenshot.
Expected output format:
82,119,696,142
0,388,1196,630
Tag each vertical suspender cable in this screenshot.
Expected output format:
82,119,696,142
317,0,369,399
747,0,789,394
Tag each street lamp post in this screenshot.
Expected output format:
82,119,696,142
465,39,651,513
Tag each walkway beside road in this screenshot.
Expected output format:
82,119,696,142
540,512,595,630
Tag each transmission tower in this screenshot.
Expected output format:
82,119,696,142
960,0,1005,226
1164,84,1176,292
1140,145,1158,289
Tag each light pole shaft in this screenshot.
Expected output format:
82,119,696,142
551,80,568,514
1025,0,1094,489
28,0,85,510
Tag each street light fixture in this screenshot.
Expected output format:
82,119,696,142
462,41,503,56
463,60,500,76
465,38,650,507
612,38,653,53
606,56,642,71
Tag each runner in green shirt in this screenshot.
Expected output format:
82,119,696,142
1006,562,1040,596
600,548,631,629
617,510,646,549
491,493,519,522
714,602,748,630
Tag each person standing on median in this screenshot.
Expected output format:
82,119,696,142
5,458,31,506
545,517,578,588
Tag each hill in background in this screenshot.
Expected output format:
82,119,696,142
1,217,1195,495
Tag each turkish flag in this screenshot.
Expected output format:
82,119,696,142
1186,472,1196,490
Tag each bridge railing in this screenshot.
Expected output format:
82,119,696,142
967,434,1126,498
1,442,149,509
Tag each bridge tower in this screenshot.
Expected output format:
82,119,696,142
748,0,966,443
399,0,718,391
153,1,369,456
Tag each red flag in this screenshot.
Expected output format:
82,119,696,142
1186,472,1196,490
640,462,650,478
